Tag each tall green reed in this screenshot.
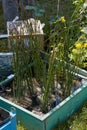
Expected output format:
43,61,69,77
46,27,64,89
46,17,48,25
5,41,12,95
11,35,35,101
10,19,45,102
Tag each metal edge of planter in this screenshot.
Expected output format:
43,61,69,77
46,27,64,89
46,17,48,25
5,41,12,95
43,85,87,119
42,84,87,130
0,74,14,87
75,67,87,77
40,50,87,78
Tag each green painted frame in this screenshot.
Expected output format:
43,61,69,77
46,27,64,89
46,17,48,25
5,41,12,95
0,67,87,130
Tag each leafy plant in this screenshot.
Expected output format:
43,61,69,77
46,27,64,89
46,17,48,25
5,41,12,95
17,121,27,130
70,107,87,130
69,37,87,68
25,5,45,17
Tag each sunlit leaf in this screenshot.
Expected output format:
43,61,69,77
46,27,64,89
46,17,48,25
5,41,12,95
81,27,87,34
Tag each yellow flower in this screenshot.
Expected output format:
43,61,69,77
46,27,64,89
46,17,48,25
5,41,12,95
84,43,87,48
61,17,66,23
75,43,82,49
72,49,77,54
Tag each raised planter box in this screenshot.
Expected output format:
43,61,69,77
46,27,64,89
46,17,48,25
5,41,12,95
0,67,87,130
0,51,87,130
0,52,13,82
0,107,16,130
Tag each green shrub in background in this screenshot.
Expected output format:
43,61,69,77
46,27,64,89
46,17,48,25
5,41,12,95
69,0,87,69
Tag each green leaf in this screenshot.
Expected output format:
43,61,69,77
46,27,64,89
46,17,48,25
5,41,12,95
39,9,45,13
25,5,45,17
83,2,87,9
25,5,36,11
35,12,43,17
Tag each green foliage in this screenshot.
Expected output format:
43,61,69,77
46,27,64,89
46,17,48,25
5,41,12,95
25,5,45,17
17,121,27,130
69,0,87,68
70,107,87,130
12,37,36,100
0,4,5,33
0,39,9,52
69,35,87,68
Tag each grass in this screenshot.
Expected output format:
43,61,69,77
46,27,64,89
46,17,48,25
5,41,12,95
17,122,26,130
70,106,87,130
